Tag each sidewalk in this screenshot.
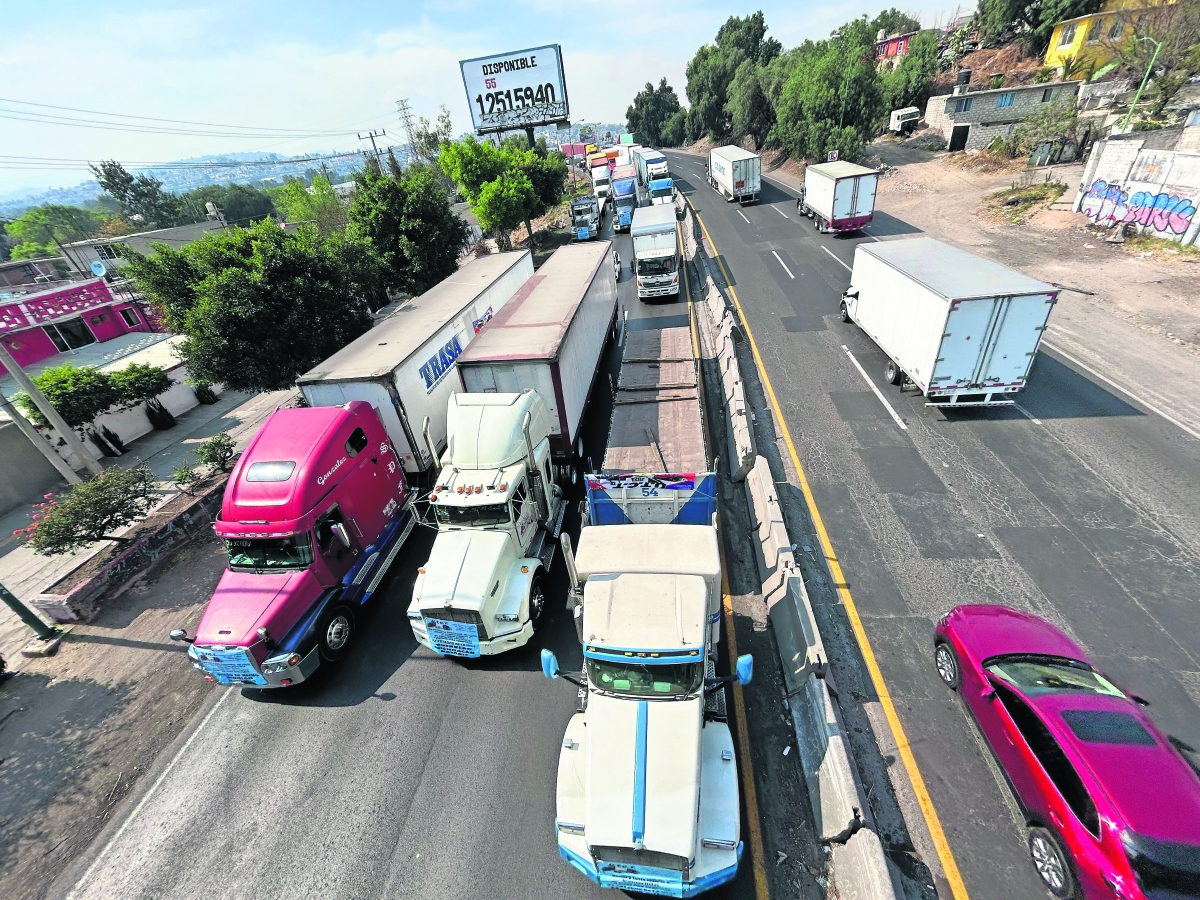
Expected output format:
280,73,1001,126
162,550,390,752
0,388,295,668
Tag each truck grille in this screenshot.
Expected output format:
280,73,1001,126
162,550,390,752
421,607,486,639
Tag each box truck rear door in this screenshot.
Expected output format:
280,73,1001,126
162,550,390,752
833,177,855,222
931,297,998,387
980,294,1054,385
854,175,877,218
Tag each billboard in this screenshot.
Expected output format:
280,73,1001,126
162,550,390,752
460,44,569,134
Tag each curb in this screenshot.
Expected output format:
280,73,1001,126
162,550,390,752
683,190,900,900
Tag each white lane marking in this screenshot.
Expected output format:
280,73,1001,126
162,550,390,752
736,209,751,224
1014,403,1042,425
66,686,236,900
774,206,789,219
1040,340,1200,441
822,246,852,272
771,250,795,279
842,345,908,430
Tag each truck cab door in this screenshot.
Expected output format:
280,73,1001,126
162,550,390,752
315,504,359,583
509,480,538,551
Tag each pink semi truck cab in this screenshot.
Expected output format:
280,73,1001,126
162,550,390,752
171,401,416,687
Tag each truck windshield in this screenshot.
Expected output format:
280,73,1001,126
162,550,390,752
224,534,314,571
650,186,673,200
637,256,676,277
616,196,635,209
587,658,703,698
434,503,511,528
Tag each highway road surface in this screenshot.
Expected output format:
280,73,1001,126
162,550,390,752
665,149,1200,900
50,211,822,900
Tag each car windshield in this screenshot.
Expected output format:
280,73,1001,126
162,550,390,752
586,658,703,698
986,656,1125,698
433,503,510,529
224,534,314,571
1123,831,1200,899
637,256,676,277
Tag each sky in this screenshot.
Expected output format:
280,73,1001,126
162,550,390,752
1,0,971,197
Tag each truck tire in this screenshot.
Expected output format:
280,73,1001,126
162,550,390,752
838,302,851,323
885,361,903,385
318,604,355,662
527,573,547,628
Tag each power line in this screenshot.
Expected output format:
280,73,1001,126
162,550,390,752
0,96,362,134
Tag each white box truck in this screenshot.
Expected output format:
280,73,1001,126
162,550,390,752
456,241,619,462
840,237,1059,407
707,146,760,203
800,161,879,233
631,205,680,300
297,250,534,477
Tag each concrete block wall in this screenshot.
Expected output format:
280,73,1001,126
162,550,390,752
924,82,1079,147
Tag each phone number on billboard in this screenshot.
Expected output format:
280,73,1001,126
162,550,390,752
474,81,560,118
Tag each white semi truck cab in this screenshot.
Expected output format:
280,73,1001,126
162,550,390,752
542,518,752,897
408,391,565,657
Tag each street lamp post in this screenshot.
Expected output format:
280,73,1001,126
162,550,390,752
1121,36,1164,133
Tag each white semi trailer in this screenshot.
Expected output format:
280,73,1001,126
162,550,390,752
841,237,1059,407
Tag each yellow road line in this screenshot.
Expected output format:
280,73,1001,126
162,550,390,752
689,201,970,900
683,240,769,900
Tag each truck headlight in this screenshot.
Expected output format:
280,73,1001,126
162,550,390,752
263,652,302,674
557,821,586,836
496,613,519,623
702,838,738,851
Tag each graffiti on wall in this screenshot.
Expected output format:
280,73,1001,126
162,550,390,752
1081,180,1197,235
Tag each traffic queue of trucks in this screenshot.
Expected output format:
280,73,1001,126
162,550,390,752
610,163,638,232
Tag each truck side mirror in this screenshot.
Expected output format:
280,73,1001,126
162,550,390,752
541,648,560,680
736,654,753,686
332,522,352,549
169,628,194,644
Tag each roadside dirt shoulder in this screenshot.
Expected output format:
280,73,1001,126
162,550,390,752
0,536,221,900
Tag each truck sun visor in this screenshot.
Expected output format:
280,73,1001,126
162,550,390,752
245,461,297,482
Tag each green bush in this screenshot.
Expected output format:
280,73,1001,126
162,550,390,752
110,362,173,407
23,465,155,555
173,461,201,495
17,364,120,429
197,432,237,472
1034,67,1053,84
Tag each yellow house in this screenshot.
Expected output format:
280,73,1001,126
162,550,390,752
1043,0,1176,72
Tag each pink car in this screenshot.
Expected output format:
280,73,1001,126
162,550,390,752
934,605,1200,899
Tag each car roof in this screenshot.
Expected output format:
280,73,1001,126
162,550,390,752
1033,692,1200,844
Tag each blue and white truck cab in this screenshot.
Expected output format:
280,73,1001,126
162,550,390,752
542,503,752,896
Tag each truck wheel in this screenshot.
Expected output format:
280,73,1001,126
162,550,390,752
885,361,903,385
318,604,355,662
838,302,851,323
527,574,547,628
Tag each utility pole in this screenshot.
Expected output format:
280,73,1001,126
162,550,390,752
0,390,81,485
396,99,420,163
0,341,103,477
1,581,57,642
357,129,386,163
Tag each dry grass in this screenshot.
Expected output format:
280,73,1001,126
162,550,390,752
942,150,1028,175
1122,233,1200,263
933,44,1047,94
983,180,1068,224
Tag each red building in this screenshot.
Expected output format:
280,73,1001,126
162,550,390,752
0,278,158,376
875,30,917,64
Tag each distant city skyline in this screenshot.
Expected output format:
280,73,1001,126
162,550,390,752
4,0,964,197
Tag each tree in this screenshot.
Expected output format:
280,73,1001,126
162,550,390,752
24,465,155,555
626,78,685,146
7,205,103,256
772,19,886,162
180,183,276,225
1112,2,1200,120
413,105,454,163
439,137,507,202
727,61,774,149
1013,98,1081,150
347,166,470,296
386,147,405,179
90,160,182,228
883,31,940,111
17,364,121,429
271,175,348,235
662,108,687,146
871,8,922,37
685,12,783,141
197,432,237,472
473,171,537,250
109,363,173,407
121,220,379,392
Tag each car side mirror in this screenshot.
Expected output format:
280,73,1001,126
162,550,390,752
736,654,753,686
541,648,560,680
981,685,996,700
1130,693,1150,707
169,628,194,644
332,522,352,549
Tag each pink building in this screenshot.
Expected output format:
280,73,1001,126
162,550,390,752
0,279,158,376
875,30,917,63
